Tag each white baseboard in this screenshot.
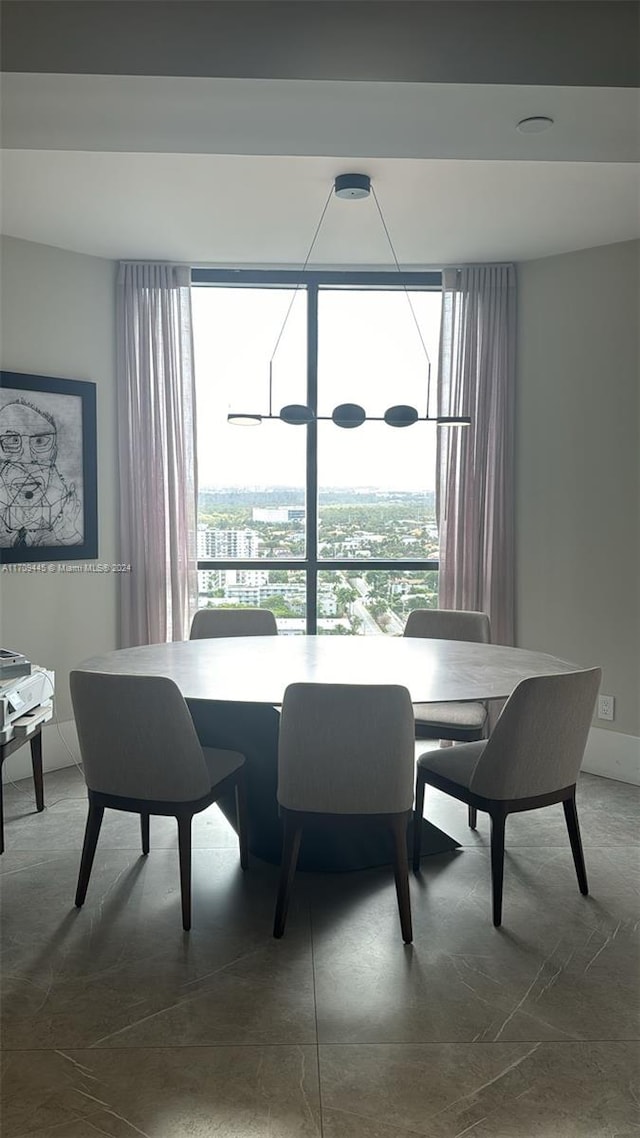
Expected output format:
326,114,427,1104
581,726,640,786
1,719,81,783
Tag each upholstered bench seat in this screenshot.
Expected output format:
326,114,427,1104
413,701,488,730
202,746,245,784
417,740,485,787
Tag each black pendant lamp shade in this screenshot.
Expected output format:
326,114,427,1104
279,403,315,425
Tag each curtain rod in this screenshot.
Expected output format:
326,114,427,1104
118,259,515,269
188,262,515,271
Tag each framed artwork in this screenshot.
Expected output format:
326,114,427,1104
0,371,98,562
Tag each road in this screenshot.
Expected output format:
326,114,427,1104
352,596,382,635
347,574,405,636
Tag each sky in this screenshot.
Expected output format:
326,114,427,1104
192,285,442,493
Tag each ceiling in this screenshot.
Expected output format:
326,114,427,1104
1,3,638,266
2,149,638,266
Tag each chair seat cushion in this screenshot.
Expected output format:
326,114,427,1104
413,701,488,730
202,746,245,788
417,740,487,789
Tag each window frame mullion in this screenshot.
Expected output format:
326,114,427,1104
306,281,318,633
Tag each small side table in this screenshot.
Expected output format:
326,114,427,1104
0,729,45,853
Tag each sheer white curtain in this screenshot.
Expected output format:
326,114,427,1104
436,265,516,645
117,264,198,646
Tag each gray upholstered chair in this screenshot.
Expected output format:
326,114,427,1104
403,608,491,743
190,608,278,640
70,671,248,930
274,682,416,943
404,608,492,831
413,668,601,926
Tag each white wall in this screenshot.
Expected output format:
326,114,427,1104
516,239,639,780
0,235,117,774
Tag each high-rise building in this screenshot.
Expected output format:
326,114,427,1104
197,526,259,559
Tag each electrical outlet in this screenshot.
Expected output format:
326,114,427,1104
597,695,615,721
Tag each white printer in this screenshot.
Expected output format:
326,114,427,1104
0,653,54,745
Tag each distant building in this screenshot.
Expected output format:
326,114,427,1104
198,568,221,594
235,569,269,587
197,528,262,599
197,526,259,559
197,566,268,598
224,582,304,607
252,507,305,523
276,618,350,636
217,581,336,616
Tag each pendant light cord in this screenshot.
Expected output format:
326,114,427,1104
268,184,335,415
370,185,433,416
266,178,434,419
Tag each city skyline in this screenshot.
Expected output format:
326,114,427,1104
196,484,439,635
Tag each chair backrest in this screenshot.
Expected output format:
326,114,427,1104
404,608,491,643
189,608,278,640
278,683,415,815
70,671,211,802
469,668,602,800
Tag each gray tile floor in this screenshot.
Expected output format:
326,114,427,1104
1,764,639,1137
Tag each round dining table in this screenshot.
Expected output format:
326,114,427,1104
78,636,580,872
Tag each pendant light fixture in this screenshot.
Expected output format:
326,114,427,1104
227,174,471,429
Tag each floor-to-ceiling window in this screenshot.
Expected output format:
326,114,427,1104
192,270,441,634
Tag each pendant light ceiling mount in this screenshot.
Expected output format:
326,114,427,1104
334,172,371,200
227,173,470,430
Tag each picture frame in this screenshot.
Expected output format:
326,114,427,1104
0,370,98,562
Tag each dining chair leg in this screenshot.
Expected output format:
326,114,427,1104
468,805,477,830
235,768,249,871
563,792,589,896
30,732,45,812
140,812,150,855
273,813,302,939
489,806,507,927
177,813,193,931
75,799,105,907
412,771,426,873
390,814,413,944
0,776,5,856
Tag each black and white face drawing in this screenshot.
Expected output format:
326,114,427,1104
0,398,83,547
